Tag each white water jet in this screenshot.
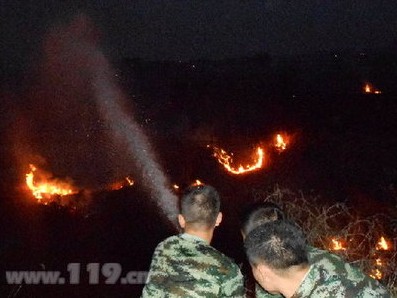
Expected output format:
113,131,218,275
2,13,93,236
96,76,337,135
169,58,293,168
35,15,179,226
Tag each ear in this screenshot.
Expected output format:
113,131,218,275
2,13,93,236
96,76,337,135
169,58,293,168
256,263,270,276
215,212,223,227
257,263,278,283
240,230,246,240
178,214,186,229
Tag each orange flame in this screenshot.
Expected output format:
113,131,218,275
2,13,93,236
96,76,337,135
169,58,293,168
364,83,372,93
109,176,135,190
192,179,203,186
330,238,346,251
370,258,384,280
125,176,134,186
376,236,390,251
274,134,287,152
26,164,77,202
370,268,383,280
364,83,381,94
209,145,265,175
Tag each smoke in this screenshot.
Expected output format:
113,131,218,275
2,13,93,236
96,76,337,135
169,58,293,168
12,14,178,226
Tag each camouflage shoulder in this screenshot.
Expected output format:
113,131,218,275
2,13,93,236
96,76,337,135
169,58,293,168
308,246,344,264
297,264,392,298
198,246,245,297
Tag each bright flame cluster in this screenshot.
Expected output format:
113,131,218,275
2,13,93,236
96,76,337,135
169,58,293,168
192,179,203,186
26,164,77,201
364,83,382,94
330,236,392,280
275,134,287,152
370,258,384,280
208,133,288,175
330,236,392,253
109,176,135,190
330,238,346,251
209,146,265,175
376,236,389,251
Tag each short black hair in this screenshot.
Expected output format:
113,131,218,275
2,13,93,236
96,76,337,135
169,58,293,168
244,221,308,270
180,185,221,228
240,201,285,236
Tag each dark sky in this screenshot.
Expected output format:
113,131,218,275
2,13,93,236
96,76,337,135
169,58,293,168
2,0,397,76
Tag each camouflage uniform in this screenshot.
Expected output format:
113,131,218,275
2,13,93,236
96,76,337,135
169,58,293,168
256,246,390,298
141,233,245,298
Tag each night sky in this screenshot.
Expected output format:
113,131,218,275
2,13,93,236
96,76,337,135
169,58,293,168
2,0,397,77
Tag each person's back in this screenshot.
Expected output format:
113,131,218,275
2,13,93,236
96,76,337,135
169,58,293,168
142,233,244,297
298,246,390,297
240,202,390,298
245,221,392,298
141,185,245,298
255,246,390,297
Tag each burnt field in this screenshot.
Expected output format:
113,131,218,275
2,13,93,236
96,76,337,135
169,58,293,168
1,55,397,297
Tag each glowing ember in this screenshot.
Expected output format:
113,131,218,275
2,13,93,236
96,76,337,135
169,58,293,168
370,268,383,280
109,176,135,190
209,145,265,175
125,176,134,186
376,236,390,251
363,83,382,94
330,238,346,251
26,164,77,202
370,258,384,280
173,184,180,190
274,134,287,152
192,179,203,186
109,182,124,190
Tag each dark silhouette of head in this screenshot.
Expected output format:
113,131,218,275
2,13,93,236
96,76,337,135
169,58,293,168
245,220,308,270
240,201,285,238
179,184,221,229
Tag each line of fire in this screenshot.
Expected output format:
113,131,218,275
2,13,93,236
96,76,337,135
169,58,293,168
25,133,289,202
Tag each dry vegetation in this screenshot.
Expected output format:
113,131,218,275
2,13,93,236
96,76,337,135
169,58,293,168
252,185,397,296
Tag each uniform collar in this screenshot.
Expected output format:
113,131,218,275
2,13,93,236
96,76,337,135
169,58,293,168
180,233,207,243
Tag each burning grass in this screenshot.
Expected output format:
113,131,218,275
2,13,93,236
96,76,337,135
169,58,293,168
252,185,397,295
26,164,78,204
207,133,289,175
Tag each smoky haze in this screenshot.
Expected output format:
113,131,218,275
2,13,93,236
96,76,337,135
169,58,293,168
9,14,178,224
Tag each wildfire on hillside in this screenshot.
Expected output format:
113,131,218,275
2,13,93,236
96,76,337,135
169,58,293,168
363,82,382,94
328,235,394,281
330,238,346,251
172,180,204,192
109,176,135,191
370,268,383,280
192,179,203,186
274,133,288,152
208,145,265,175
370,258,384,280
208,133,291,175
25,164,78,204
376,236,391,251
